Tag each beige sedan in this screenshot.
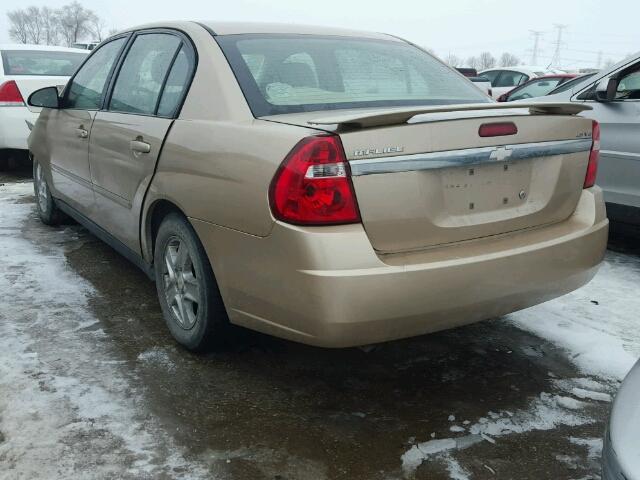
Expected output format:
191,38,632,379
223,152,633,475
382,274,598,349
27,22,608,350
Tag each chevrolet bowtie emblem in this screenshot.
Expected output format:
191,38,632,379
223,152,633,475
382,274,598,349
490,146,513,162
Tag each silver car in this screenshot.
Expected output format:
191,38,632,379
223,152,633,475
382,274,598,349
528,52,640,224
603,359,640,480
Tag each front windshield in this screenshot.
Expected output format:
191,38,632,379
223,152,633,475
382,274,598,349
217,34,490,116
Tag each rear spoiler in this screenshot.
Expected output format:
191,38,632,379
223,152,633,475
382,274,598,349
307,102,592,129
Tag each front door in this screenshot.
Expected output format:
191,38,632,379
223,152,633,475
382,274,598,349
89,32,193,253
48,37,127,215
585,65,640,209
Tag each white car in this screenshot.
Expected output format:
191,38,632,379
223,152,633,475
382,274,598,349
0,44,87,164
479,66,564,99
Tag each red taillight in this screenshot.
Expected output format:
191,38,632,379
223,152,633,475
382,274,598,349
0,81,25,106
584,120,600,189
269,135,361,226
479,122,518,137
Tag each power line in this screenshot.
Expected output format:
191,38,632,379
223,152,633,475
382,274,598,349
550,24,569,68
529,30,543,65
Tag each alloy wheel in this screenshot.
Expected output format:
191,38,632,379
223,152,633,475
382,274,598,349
162,237,200,330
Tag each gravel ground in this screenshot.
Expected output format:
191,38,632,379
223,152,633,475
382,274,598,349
1,172,638,480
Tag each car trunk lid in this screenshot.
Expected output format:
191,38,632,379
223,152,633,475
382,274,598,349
262,103,594,253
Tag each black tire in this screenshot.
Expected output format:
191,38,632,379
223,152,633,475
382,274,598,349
33,158,64,225
154,212,229,352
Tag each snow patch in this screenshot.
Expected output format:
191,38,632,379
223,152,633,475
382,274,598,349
508,251,640,380
0,182,211,479
401,392,593,476
138,347,177,372
569,437,603,460
570,388,612,403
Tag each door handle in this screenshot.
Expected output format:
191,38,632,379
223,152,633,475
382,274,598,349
76,128,88,138
130,140,151,154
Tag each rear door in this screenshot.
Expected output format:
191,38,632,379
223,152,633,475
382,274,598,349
46,38,127,214
88,31,195,252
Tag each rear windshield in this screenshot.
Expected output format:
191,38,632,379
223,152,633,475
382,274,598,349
1,50,86,76
548,73,596,95
217,35,490,116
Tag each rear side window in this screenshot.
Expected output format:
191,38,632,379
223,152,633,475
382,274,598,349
217,34,489,116
1,50,86,76
65,38,126,110
109,33,181,115
495,71,527,88
481,70,500,86
157,47,193,117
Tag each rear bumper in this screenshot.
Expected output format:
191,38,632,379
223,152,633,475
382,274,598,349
0,107,38,150
191,187,608,348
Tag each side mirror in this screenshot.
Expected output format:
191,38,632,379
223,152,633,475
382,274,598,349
28,86,60,109
497,94,508,102
595,77,618,102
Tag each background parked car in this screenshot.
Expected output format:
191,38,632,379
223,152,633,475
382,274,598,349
456,68,492,96
0,44,87,167
497,74,578,102
602,359,640,480
527,52,640,225
71,42,99,51
480,66,564,99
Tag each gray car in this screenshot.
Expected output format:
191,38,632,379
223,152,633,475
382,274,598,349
527,52,640,224
603,359,640,480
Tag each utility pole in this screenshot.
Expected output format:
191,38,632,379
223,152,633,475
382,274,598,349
550,24,568,69
529,30,543,65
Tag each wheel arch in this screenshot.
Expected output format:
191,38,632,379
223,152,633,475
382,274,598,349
142,197,188,264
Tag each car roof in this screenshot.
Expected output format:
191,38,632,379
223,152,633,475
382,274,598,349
117,21,400,41
533,74,577,79
0,43,89,53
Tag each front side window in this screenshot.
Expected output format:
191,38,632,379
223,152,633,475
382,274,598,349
616,69,640,100
217,35,490,116
508,78,564,101
1,50,86,76
109,33,181,115
65,38,126,110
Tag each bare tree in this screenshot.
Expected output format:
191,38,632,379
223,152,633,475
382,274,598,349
500,52,520,67
41,7,61,46
444,53,462,68
24,6,44,44
7,3,106,46
467,56,480,70
90,16,107,42
56,1,98,46
7,9,29,44
478,52,497,70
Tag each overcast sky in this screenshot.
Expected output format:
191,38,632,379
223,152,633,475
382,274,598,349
1,0,638,68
